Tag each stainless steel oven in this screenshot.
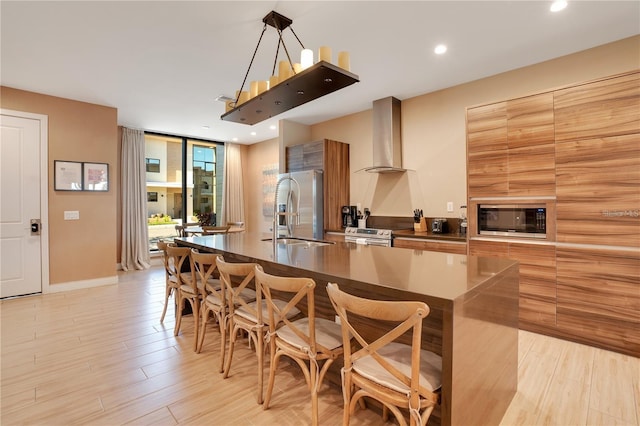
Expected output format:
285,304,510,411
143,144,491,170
344,227,393,247
478,204,546,238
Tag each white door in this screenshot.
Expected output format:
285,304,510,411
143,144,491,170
0,113,45,297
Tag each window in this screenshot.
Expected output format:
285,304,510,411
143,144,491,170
144,133,223,252
146,158,160,173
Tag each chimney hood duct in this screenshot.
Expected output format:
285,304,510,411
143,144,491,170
364,96,406,173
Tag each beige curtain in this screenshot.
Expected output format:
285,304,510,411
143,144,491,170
121,127,150,271
220,142,244,226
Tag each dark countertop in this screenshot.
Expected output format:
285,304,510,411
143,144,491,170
393,229,467,243
176,232,512,305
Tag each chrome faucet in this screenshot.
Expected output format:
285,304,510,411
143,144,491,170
273,175,300,242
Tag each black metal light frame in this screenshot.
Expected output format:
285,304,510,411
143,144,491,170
220,11,359,125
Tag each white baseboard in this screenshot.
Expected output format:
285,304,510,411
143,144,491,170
45,275,119,293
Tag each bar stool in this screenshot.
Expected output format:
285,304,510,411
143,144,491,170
168,245,200,350
326,283,442,426
192,250,225,365
256,266,343,426
157,241,177,324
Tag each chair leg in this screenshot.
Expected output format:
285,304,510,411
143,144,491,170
160,285,172,323
219,314,227,374
263,349,281,410
173,294,183,336
310,356,319,426
223,323,237,378
196,307,208,353
256,328,264,404
192,299,199,352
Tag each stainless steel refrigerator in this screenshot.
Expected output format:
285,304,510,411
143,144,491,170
275,170,323,240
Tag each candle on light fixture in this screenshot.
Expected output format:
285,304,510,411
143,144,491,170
257,80,268,94
269,75,279,89
338,51,350,71
301,48,314,69
318,46,331,63
250,81,259,98
278,60,292,80
293,63,302,74
237,91,249,105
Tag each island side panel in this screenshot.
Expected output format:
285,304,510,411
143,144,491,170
450,260,520,426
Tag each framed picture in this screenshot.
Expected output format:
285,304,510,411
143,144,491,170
83,162,109,191
54,160,83,191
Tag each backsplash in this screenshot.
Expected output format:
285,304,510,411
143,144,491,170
367,215,463,234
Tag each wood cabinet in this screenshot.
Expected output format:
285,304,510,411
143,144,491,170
468,240,557,332
467,93,555,197
285,139,349,232
466,71,640,356
556,247,639,355
393,238,467,254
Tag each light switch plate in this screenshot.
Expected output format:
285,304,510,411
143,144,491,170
64,210,79,220
447,202,454,212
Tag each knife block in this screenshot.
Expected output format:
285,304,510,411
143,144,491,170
414,217,427,232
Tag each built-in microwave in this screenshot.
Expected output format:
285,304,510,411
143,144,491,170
478,204,546,238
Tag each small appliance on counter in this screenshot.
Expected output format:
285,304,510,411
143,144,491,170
432,218,448,234
341,205,358,228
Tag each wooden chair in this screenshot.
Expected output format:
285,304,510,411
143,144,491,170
157,241,179,324
220,258,301,404
216,256,264,401
168,245,200,350
202,225,230,235
326,283,442,426
191,250,225,368
256,266,343,426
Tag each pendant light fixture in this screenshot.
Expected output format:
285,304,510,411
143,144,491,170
220,11,359,125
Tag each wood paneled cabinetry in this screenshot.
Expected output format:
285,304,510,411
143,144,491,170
466,71,640,356
467,93,555,197
285,139,350,232
555,72,640,248
393,238,467,254
468,240,557,331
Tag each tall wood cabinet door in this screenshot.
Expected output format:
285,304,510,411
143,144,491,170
507,93,556,196
556,247,640,357
323,140,350,232
556,133,640,248
509,243,557,329
554,72,640,142
467,102,508,197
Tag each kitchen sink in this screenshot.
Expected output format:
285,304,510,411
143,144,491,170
261,237,334,247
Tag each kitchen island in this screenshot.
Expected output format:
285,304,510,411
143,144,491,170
176,232,519,426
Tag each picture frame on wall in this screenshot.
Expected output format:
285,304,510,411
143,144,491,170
54,160,83,191
83,162,109,191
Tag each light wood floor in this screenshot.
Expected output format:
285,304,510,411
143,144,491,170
1,265,638,425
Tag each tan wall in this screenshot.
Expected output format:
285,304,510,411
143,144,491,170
246,137,278,233
1,87,118,286
310,35,640,218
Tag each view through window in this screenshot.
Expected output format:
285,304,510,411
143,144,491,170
145,134,224,251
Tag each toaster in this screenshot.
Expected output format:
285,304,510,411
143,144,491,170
432,218,448,234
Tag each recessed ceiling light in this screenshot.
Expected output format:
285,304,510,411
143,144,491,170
250,131,257,136
550,0,567,12
434,44,447,55
270,125,277,130
201,125,210,129
232,137,238,142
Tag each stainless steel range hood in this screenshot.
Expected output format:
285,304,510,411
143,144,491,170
364,96,406,173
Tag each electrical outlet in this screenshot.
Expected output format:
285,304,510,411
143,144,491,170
335,315,341,324
447,202,454,212
356,203,362,212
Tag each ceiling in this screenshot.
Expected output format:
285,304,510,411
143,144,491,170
2,1,638,145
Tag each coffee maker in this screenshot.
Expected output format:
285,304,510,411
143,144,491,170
341,205,358,228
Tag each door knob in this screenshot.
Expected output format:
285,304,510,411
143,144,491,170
30,219,41,235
